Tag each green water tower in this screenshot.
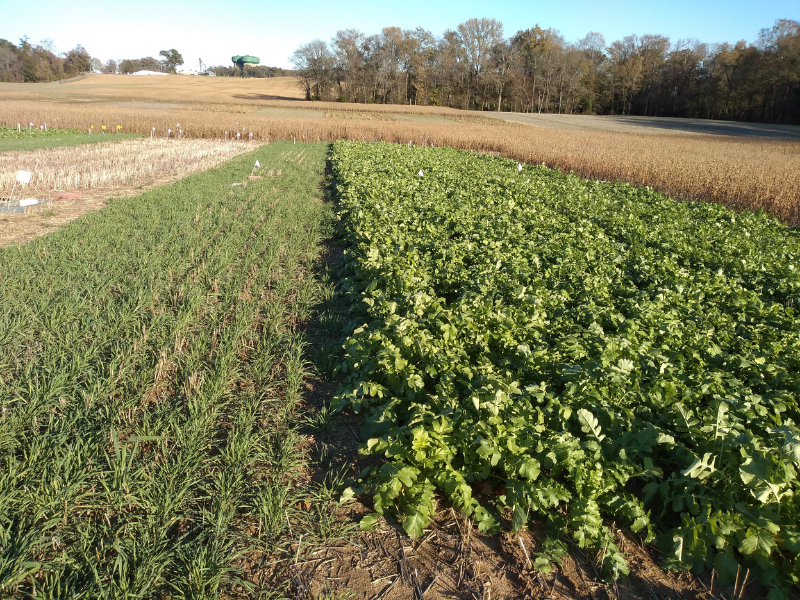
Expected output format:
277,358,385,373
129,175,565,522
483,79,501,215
232,55,260,76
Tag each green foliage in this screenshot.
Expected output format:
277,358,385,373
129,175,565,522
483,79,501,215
330,141,800,588
0,126,143,152
0,125,83,139
159,49,184,73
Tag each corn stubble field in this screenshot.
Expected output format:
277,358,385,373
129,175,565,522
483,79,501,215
0,139,252,193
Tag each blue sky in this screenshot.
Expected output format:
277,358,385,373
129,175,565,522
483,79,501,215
1,0,797,70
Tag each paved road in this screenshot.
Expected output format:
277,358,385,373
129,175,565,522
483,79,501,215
484,112,800,141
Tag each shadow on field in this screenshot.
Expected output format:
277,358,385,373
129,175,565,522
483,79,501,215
233,93,308,102
610,116,800,140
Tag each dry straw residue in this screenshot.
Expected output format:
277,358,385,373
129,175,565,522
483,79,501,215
0,138,252,193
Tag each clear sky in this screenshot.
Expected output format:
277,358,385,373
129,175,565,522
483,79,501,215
1,0,797,70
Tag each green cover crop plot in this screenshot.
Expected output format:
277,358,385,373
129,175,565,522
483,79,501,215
0,142,332,596
331,141,800,592
0,125,141,151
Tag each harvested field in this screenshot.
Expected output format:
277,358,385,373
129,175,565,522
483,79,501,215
0,73,305,103
0,138,252,193
0,138,252,245
3,74,800,225
485,112,800,140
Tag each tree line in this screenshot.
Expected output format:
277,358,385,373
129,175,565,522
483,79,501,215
0,38,94,82
0,39,288,79
211,65,292,78
290,18,800,124
0,40,185,79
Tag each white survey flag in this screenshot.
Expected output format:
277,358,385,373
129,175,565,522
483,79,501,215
518,163,523,172
255,160,260,168
16,170,32,184
418,170,423,177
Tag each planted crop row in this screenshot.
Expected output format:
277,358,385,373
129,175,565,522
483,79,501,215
0,142,332,597
0,125,83,139
331,141,800,593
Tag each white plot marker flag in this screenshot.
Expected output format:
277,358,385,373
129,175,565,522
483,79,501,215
5,170,32,207
518,163,523,172
418,170,423,177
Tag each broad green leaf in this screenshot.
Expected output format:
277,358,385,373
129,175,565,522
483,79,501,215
712,548,739,585
682,453,716,480
512,504,527,533
339,487,355,503
396,467,417,488
403,509,427,538
577,408,605,442
519,458,541,481
360,513,381,531
739,458,781,503
739,528,777,556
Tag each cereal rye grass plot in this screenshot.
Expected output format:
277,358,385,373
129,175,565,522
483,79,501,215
0,142,348,597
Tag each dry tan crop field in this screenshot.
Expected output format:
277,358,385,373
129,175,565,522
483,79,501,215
2,73,800,226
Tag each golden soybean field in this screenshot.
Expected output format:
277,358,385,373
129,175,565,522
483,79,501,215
1,75,800,225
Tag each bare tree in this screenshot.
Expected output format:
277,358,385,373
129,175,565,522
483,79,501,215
284,18,799,124
490,40,518,110
457,18,504,109
332,29,366,101
290,39,334,100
